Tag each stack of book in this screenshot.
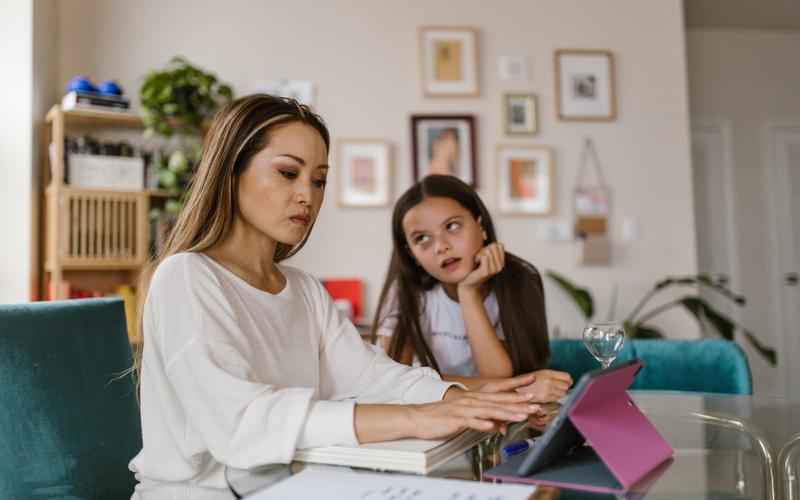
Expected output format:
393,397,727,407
293,429,487,475
62,90,131,113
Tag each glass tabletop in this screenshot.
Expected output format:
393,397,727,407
226,391,800,499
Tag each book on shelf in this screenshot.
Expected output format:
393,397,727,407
62,90,131,112
292,429,487,475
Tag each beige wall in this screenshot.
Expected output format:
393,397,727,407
56,0,698,338
0,0,33,303
687,28,800,394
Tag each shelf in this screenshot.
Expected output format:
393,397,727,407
45,186,171,199
46,105,143,129
147,190,172,198
46,260,144,272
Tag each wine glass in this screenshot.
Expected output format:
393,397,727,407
582,321,625,370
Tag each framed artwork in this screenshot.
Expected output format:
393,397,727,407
337,139,391,207
555,49,616,121
418,27,479,97
504,93,538,135
497,145,554,215
411,114,477,187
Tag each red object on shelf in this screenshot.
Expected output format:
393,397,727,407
322,278,364,322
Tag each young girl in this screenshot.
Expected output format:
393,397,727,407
129,95,540,498
374,175,572,403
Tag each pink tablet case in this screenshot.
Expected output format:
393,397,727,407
487,361,673,494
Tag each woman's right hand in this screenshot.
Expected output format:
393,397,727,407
407,389,540,440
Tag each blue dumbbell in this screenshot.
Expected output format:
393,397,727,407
65,75,97,93
98,80,123,96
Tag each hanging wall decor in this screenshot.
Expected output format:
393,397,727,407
574,137,612,265
497,145,553,215
503,93,538,136
337,139,392,208
555,49,616,121
411,114,477,187
419,27,479,97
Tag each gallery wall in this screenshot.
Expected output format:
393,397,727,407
55,0,697,338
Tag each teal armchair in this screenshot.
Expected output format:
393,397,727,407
0,298,141,499
549,338,752,395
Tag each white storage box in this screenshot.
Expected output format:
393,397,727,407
68,154,145,191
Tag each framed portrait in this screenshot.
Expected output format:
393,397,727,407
504,93,538,135
497,145,553,215
411,114,477,187
337,139,391,207
555,49,616,121
418,27,479,97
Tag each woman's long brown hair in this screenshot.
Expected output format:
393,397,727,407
371,175,550,375
132,94,330,384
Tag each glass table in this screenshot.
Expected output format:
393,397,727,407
225,391,800,499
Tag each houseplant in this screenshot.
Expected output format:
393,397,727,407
546,270,777,365
139,56,233,222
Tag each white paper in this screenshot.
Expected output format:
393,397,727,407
246,467,536,500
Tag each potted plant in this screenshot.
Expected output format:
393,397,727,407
546,270,777,365
139,57,233,246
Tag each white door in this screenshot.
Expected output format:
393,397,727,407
766,124,800,401
691,121,740,326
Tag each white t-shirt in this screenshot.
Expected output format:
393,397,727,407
377,284,505,377
129,253,454,498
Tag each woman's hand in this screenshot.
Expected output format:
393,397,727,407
457,242,505,293
410,388,541,440
527,402,561,431
516,370,573,403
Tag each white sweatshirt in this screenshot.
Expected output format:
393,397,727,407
129,252,455,495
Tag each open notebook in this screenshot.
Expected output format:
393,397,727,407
292,429,486,474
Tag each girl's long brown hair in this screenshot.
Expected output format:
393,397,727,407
132,94,330,382
371,175,550,375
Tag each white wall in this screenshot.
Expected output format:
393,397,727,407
687,28,800,394
32,0,59,301
56,0,698,338
0,0,33,303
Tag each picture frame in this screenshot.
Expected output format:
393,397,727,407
497,145,554,215
555,49,616,121
418,27,479,97
503,93,538,135
411,114,478,187
337,139,392,207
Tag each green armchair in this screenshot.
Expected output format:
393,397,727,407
549,338,752,395
0,298,141,499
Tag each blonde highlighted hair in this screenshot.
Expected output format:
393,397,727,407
132,94,330,383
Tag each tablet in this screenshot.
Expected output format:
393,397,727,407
516,359,642,476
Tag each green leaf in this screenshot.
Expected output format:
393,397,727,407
628,323,664,339
545,270,594,320
740,329,777,366
158,169,177,188
165,199,183,214
678,296,735,340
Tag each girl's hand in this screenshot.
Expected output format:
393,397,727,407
516,370,573,403
458,242,505,293
474,372,537,394
411,389,541,439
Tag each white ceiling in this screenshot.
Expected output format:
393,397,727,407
685,0,800,31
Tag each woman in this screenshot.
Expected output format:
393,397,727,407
129,95,540,498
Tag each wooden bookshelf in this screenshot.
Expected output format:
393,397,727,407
38,105,153,342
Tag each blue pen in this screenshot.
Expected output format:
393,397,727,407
501,438,536,459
